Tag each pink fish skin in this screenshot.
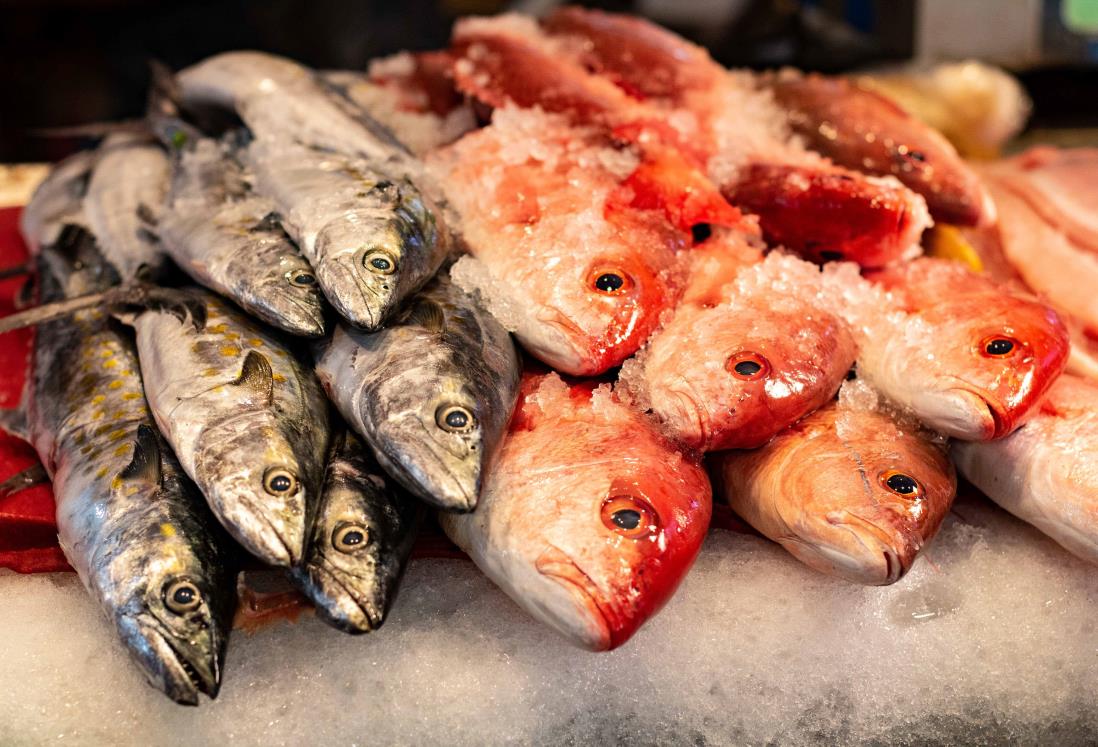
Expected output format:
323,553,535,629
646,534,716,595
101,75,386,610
767,73,993,226
713,397,956,585
440,373,712,650
867,258,1070,440
953,374,1098,564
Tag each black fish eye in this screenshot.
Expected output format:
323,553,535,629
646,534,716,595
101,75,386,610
333,523,370,553
880,470,922,498
600,495,660,539
596,273,624,292
612,509,641,530
734,360,762,377
164,580,202,614
982,337,1016,357
436,405,476,433
727,351,771,380
363,250,396,275
288,272,316,287
263,468,297,495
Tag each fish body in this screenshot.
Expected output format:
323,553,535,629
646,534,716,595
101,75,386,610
28,229,234,705
713,388,956,585
290,428,419,633
767,72,994,226
315,273,520,512
440,373,712,650
83,133,171,279
953,374,1098,564
865,258,1070,440
19,149,96,253
125,290,329,566
243,137,449,330
156,135,326,336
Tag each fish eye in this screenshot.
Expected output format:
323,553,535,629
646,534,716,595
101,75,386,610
363,250,397,275
588,268,634,295
436,404,476,433
163,580,202,615
879,470,923,498
600,495,660,540
332,523,370,553
980,335,1018,358
726,351,771,380
286,270,317,287
263,468,298,495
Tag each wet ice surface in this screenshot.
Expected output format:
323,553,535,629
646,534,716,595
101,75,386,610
3,493,1097,745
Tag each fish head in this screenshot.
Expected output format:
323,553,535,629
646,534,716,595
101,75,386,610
193,417,319,566
237,249,327,337
37,225,120,299
314,196,443,331
297,454,416,633
770,409,956,585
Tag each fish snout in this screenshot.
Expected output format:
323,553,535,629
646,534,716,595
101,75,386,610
534,546,615,650
822,512,921,585
294,562,384,634
118,615,221,705
910,386,998,441
217,491,307,567
313,253,385,331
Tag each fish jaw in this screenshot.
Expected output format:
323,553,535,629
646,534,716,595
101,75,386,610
244,279,328,338
909,386,998,441
533,546,614,651
313,249,386,330
370,429,479,513
780,532,906,586
116,614,222,705
292,560,383,634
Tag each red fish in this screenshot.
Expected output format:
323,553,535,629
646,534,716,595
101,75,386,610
864,258,1070,440
713,389,956,585
440,373,712,650
766,72,993,226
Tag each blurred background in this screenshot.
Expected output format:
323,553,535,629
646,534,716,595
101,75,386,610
1,0,1097,162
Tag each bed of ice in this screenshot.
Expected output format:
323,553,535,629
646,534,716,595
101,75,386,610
3,490,1096,745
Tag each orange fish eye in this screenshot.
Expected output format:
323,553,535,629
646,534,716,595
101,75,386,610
879,470,923,499
588,268,635,296
726,351,771,380
600,495,660,539
979,335,1019,358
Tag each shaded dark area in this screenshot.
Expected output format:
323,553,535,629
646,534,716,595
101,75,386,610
1,0,1096,162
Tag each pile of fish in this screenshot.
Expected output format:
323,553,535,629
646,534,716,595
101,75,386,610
2,6,1096,706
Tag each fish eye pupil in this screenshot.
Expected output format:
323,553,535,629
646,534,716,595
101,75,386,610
595,273,624,293
371,257,391,271
295,273,315,285
173,586,195,605
886,473,918,495
986,338,1014,356
612,509,642,530
734,360,762,377
269,474,292,492
343,530,363,545
445,410,468,429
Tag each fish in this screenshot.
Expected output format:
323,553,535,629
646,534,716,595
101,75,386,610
622,254,857,451
864,257,1070,440
242,136,450,330
765,71,995,226
290,427,420,633
712,385,957,585
952,374,1098,564
120,288,330,566
153,132,327,337
315,272,520,512
18,149,96,253
427,107,684,375
27,226,236,705
82,132,171,279
440,372,712,650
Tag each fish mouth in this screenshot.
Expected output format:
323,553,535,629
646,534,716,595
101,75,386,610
911,383,1001,440
227,498,304,567
123,616,220,705
534,308,593,375
833,512,917,585
659,385,710,450
299,559,383,634
534,545,614,650
269,293,327,338
315,256,389,331
388,417,478,512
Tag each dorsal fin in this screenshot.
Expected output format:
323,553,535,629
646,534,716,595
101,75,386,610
120,424,162,486
232,350,274,406
403,299,445,334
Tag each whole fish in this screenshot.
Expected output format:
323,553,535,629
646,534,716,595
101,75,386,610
18,149,96,253
440,373,712,650
427,107,683,375
766,71,994,226
863,257,1070,440
622,255,856,451
27,227,235,705
243,136,450,330
83,132,171,279
713,386,956,585
953,374,1098,564
315,273,520,511
290,427,419,633
154,134,327,337
122,289,329,566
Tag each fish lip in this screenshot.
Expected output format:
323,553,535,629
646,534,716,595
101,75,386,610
393,415,478,511
661,385,710,450
315,259,384,330
126,615,220,704
234,501,301,567
270,295,327,338
911,380,1000,440
302,557,383,633
535,545,614,650
833,512,915,585
941,381,1007,439
537,308,595,375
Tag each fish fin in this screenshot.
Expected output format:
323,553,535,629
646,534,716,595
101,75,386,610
0,407,28,441
232,350,274,406
0,463,48,497
402,299,446,334
119,424,162,486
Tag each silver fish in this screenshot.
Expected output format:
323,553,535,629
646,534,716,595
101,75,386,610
122,289,330,566
290,427,419,633
28,227,235,705
315,273,520,511
83,132,171,279
242,137,450,330
155,134,327,336
19,149,96,253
